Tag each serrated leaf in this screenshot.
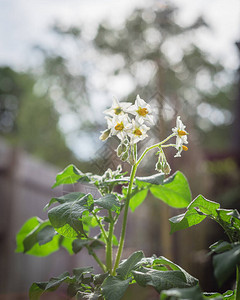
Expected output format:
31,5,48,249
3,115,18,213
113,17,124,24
213,244,240,286
150,171,191,208
160,285,204,300
169,195,220,234
52,164,90,188
94,194,121,213
132,267,197,293
101,276,131,300
48,193,94,238
117,251,144,279
129,189,148,212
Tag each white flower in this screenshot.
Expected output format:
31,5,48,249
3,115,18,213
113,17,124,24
128,119,150,144
104,97,131,117
107,114,131,141
174,144,188,158
172,116,188,157
127,95,154,124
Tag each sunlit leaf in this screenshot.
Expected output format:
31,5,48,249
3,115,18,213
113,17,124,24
52,164,90,188
150,171,191,208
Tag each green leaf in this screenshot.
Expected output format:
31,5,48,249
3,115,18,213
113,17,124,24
187,195,220,218
150,171,191,208
29,282,48,300
213,244,240,286
72,238,104,254
73,266,94,281
117,251,145,279
16,217,60,256
59,236,75,255
136,173,164,187
94,194,121,214
209,241,232,254
152,256,198,287
160,285,204,300
48,193,94,238
44,192,86,210
101,276,131,300
129,189,148,212
52,164,90,188
203,290,235,299
72,239,90,253
169,195,220,234
29,272,75,300
16,217,41,253
45,271,74,290
132,267,197,293
37,225,56,245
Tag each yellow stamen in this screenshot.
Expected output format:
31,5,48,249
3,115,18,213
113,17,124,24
182,145,188,151
134,128,142,136
178,129,188,136
114,107,122,115
137,107,148,117
115,122,124,131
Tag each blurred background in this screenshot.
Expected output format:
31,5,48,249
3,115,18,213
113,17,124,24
0,0,240,299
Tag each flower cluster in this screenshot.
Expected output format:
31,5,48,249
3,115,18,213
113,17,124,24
100,95,153,144
172,116,188,157
100,95,189,170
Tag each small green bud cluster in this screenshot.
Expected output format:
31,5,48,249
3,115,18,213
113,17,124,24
155,148,171,175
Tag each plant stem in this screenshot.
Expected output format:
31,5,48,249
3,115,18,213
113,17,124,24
236,265,240,300
86,245,107,272
92,211,108,242
112,164,137,275
106,211,114,274
136,133,175,167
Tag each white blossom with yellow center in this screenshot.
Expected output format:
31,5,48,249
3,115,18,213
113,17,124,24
104,97,131,117
172,116,188,157
106,114,131,141
127,95,154,124
128,119,150,144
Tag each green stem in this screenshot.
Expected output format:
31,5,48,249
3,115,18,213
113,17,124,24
112,164,137,275
106,211,114,274
92,211,108,242
86,245,107,272
136,133,175,167
236,266,240,300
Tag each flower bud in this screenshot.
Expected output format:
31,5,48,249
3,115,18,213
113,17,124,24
162,162,171,175
128,151,136,165
117,143,127,157
99,128,111,141
121,151,129,162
